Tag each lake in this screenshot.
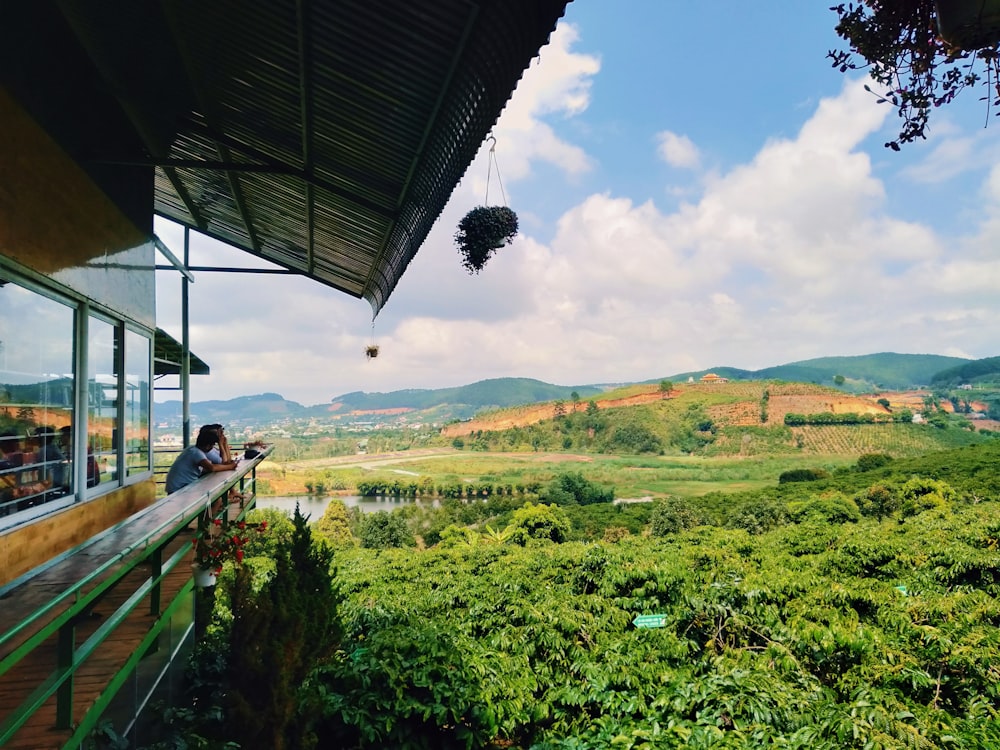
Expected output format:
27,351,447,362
255,494,429,517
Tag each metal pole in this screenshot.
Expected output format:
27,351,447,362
75,304,89,500
182,228,191,449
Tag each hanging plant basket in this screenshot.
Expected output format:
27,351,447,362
365,344,380,360
454,205,519,273
830,0,1000,148
192,564,217,588
936,0,1000,49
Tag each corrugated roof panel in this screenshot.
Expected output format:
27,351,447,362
60,0,575,313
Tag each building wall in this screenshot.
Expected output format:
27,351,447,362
0,480,157,587
0,90,159,582
0,89,155,328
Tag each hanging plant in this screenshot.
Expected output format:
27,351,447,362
454,205,519,273
455,134,518,273
829,0,1000,150
364,321,380,360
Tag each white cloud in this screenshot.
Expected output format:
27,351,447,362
656,131,700,169
157,43,1000,406
480,23,599,184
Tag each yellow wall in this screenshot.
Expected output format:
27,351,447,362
0,481,157,587
0,89,155,327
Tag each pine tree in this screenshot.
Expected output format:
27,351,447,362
226,504,341,749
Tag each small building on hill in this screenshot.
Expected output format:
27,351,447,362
700,373,729,384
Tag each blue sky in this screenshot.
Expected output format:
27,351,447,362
155,1,1000,406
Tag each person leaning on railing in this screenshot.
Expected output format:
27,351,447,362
198,423,245,505
165,428,238,494
200,423,233,464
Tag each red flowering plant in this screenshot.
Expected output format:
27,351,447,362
193,518,269,573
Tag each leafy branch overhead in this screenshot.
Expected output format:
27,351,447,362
454,205,519,273
829,0,1000,149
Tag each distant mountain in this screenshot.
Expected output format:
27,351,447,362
328,378,604,413
664,353,971,390
154,379,605,429
154,354,991,430
155,392,307,425
929,356,1000,386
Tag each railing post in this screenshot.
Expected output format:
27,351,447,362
55,621,75,729
149,544,163,616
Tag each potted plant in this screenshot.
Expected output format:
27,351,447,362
454,205,519,273
243,439,267,459
365,344,380,360
192,518,268,586
829,0,1000,149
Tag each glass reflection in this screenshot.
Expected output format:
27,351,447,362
88,316,118,490
125,329,150,475
0,281,75,515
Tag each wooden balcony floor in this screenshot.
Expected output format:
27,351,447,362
1,531,198,749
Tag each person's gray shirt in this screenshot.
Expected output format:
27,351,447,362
166,446,209,493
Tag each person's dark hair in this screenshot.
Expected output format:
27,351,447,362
34,426,57,445
196,429,219,450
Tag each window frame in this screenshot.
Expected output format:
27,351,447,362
0,264,155,529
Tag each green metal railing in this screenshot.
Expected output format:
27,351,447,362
0,447,271,749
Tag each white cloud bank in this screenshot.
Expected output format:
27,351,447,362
157,27,1000,406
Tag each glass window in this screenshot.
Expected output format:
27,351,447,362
88,316,118,490
124,329,151,475
0,281,75,515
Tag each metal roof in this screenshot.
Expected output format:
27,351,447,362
39,0,570,314
154,328,210,377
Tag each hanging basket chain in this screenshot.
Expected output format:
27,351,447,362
484,135,508,207
365,320,379,359
455,133,518,273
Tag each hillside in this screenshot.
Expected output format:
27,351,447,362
155,378,608,429
154,392,308,426
439,380,996,458
326,377,604,413
153,353,993,431
931,355,1000,385
664,352,970,391
443,381,896,437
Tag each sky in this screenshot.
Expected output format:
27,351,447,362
154,1,1000,407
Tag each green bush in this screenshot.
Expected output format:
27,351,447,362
604,423,662,454
538,472,614,506
313,499,356,547
360,511,414,549
855,452,894,472
855,483,901,520
650,497,703,536
900,476,956,518
779,468,831,483
725,498,789,534
507,502,570,544
787,493,861,524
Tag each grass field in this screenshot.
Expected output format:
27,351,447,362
255,449,862,500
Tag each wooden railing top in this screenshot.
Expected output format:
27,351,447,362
0,449,269,656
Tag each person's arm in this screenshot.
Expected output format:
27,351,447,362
218,432,233,462
197,458,238,473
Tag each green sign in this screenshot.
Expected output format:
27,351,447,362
632,614,667,629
